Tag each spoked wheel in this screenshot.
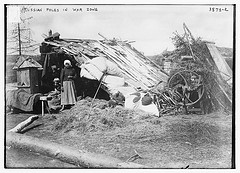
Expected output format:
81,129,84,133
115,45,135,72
168,70,204,106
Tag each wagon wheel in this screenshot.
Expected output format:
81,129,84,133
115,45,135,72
168,70,204,106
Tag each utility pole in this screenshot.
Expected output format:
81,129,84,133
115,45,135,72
17,23,21,55
7,5,38,55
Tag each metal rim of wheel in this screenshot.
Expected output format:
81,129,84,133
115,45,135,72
168,70,205,106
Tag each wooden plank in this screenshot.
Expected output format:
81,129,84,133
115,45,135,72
206,43,232,85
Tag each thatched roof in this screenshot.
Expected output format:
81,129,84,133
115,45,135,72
42,35,169,90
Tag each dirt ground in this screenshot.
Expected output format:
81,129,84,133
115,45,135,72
6,147,77,168
5,98,233,168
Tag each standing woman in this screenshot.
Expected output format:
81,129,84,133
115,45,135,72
60,60,77,111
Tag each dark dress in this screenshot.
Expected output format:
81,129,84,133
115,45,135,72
60,67,77,105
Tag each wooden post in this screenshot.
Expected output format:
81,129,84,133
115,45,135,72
42,100,44,116
40,96,52,116
17,23,21,56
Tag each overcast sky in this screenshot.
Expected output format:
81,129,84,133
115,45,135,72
7,4,234,56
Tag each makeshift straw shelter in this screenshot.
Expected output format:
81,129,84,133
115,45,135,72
40,32,169,95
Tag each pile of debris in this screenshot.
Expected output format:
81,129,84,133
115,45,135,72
161,24,232,114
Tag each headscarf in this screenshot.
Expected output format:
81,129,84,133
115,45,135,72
64,60,71,66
